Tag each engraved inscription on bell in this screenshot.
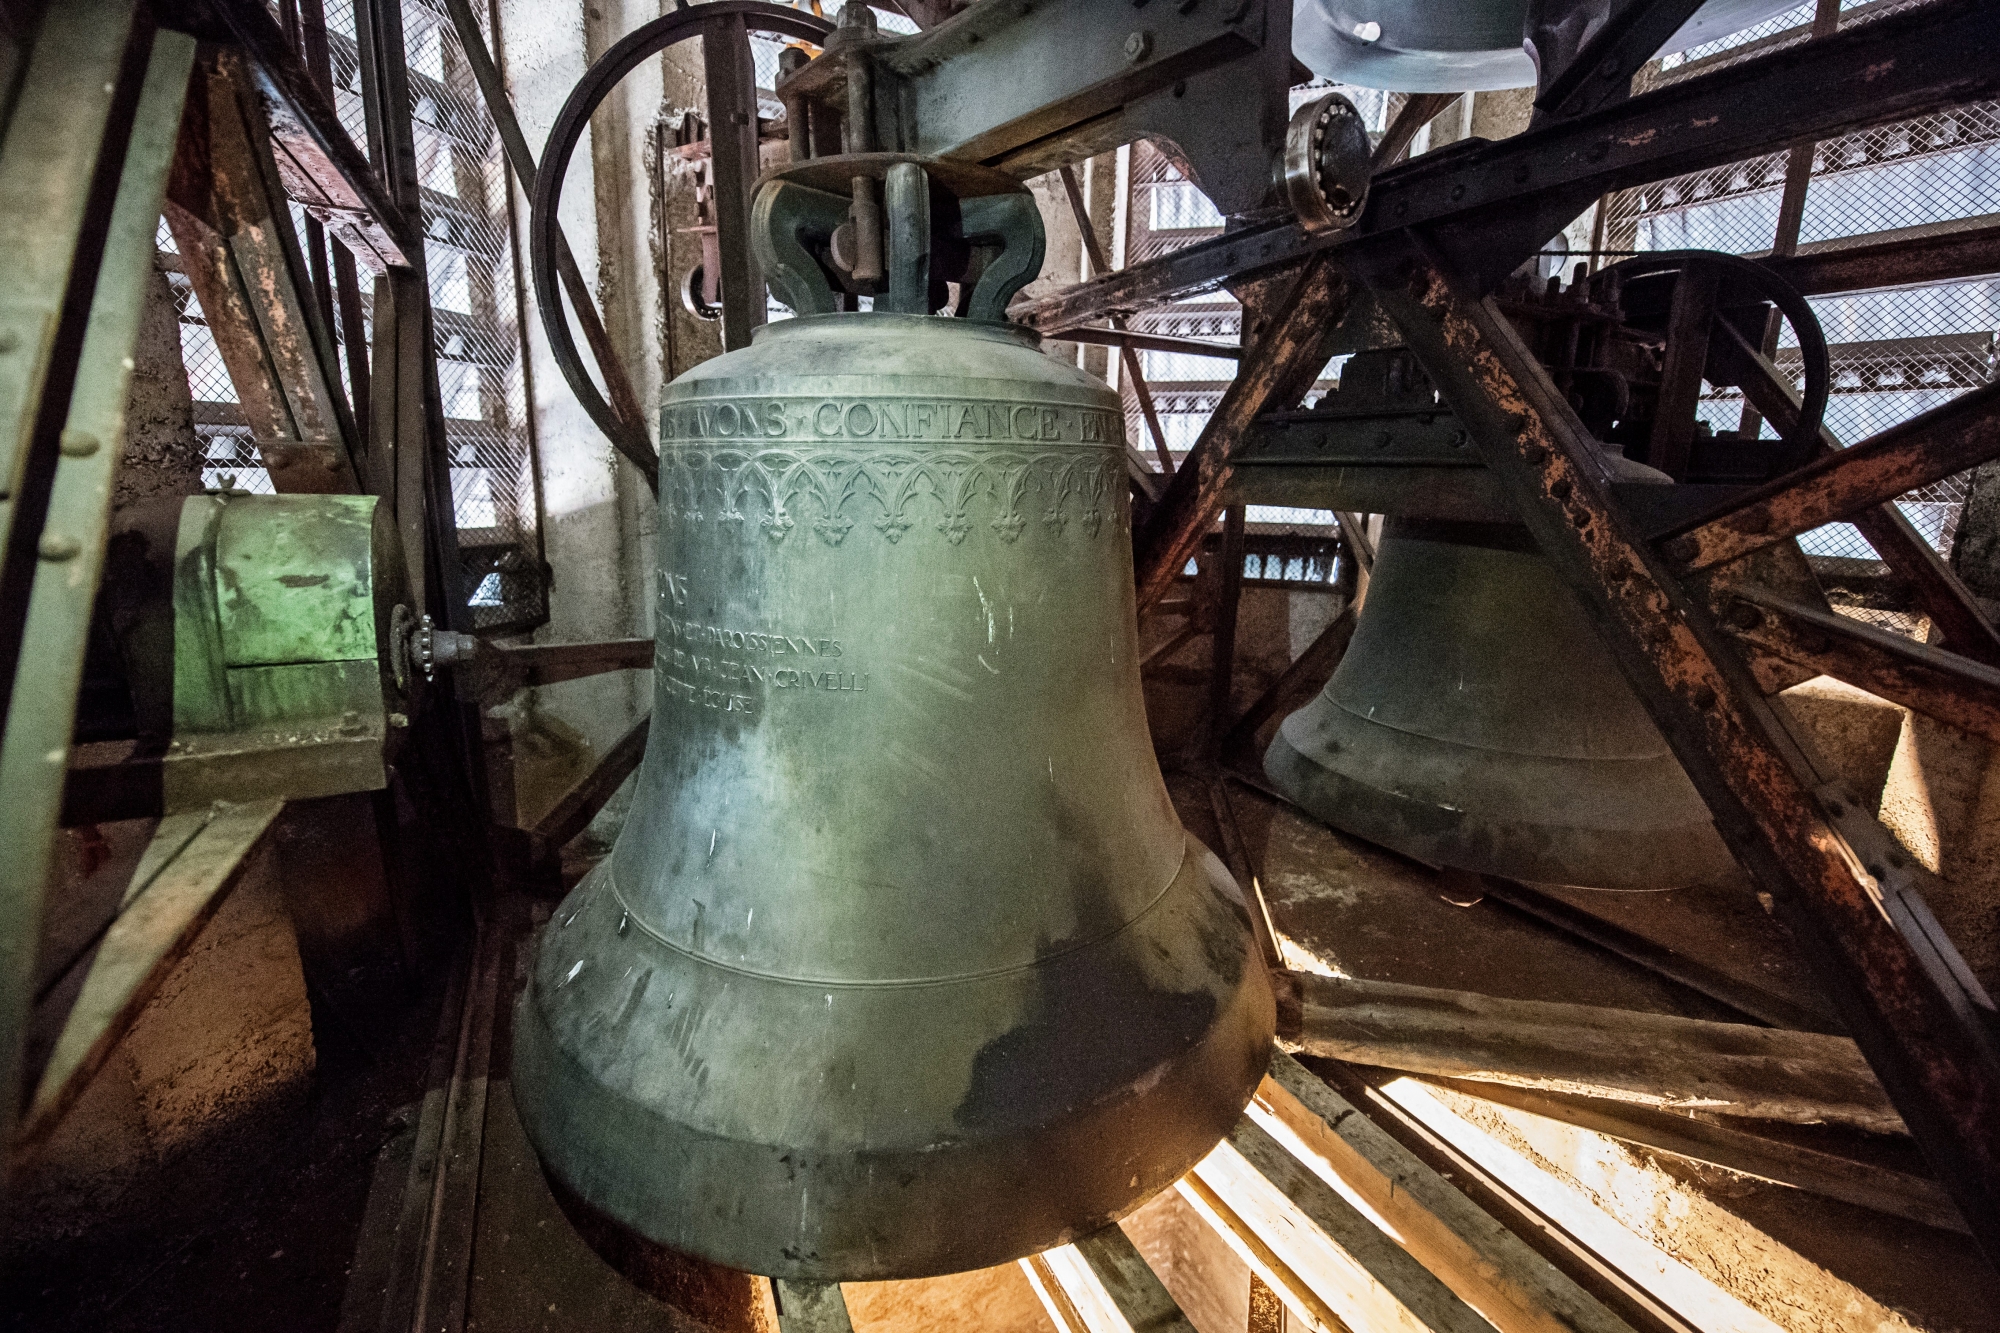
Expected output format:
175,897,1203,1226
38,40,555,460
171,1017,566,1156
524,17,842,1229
658,398,1127,548
512,159,1272,1287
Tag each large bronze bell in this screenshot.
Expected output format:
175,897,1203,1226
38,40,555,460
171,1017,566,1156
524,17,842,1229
513,159,1273,1282
1266,518,1738,889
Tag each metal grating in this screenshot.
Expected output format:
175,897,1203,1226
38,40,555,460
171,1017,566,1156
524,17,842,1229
1604,0,1995,578
403,0,546,632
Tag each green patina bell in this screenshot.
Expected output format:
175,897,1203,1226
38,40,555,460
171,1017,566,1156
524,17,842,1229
1266,517,1739,890
513,157,1273,1281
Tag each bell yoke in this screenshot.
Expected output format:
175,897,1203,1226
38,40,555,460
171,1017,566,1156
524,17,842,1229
511,148,1275,1281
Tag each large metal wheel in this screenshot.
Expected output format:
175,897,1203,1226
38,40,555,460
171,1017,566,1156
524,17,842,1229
528,2,835,451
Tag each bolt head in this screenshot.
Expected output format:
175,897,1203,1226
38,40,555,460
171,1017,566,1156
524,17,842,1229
1124,30,1152,62
38,533,80,562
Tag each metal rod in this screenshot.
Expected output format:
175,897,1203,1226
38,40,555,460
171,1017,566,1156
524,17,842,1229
1057,164,1175,474
1062,325,1242,360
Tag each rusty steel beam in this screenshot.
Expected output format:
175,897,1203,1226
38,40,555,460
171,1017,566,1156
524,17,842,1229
1353,233,2000,1268
1675,381,2000,571
1721,583,2000,744
182,0,414,271
1013,0,2000,333
165,50,359,492
1132,258,1352,611
1703,320,2000,668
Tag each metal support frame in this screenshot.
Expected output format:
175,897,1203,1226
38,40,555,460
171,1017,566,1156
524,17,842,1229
776,0,1296,218
1703,320,2000,667
526,5,832,472
354,0,457,621
1351,232,2000,1263
0,11,193,1183
164,47,361,492
1134,258,1351,610
701,10,766,353
182,0,415,272
1014,0,2000,333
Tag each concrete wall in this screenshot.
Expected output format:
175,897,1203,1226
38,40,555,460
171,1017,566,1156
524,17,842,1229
490,0,666,825
1784,675,2000,991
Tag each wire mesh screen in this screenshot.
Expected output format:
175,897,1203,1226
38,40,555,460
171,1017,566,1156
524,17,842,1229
168,0,546,628
1603,0,1992,578
1118,93,1384,509
401,0,545,632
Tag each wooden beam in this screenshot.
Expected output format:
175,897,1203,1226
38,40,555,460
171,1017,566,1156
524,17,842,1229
1218,603,1356,757
1203,504,1248,754
1074,1226,1200,1333
1438,1078,1966,1236
1764,215,2000,298
1133,258,1352,612
1677,380,2000,570
1256,1053,1638,1333
529,712,651,853
1721,582,2000,743
772,1280,854,1332
1019,1254,1096,1333
1373,1076,1910,1331
1280,971,1904,1135
20,798,285,1142
1192,1115,1496,1333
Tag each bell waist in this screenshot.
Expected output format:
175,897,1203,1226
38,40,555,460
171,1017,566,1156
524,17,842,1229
597,835,1193,991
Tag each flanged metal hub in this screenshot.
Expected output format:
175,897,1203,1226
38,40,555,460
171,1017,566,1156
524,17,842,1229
1280,91,1372,233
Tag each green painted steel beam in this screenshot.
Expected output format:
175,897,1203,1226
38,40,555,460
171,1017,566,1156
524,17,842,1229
0,24,195,1188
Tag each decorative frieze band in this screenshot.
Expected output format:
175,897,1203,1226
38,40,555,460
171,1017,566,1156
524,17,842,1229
657,421,1129,547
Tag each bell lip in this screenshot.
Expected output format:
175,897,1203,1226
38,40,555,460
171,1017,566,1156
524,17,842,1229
1263,724,1742,891
749,310,1041,350
512,834,1277,1281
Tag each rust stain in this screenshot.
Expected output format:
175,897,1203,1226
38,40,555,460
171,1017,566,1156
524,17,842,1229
1619,128,1661,147
1692,116,1719,128
1860,58,1896,81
